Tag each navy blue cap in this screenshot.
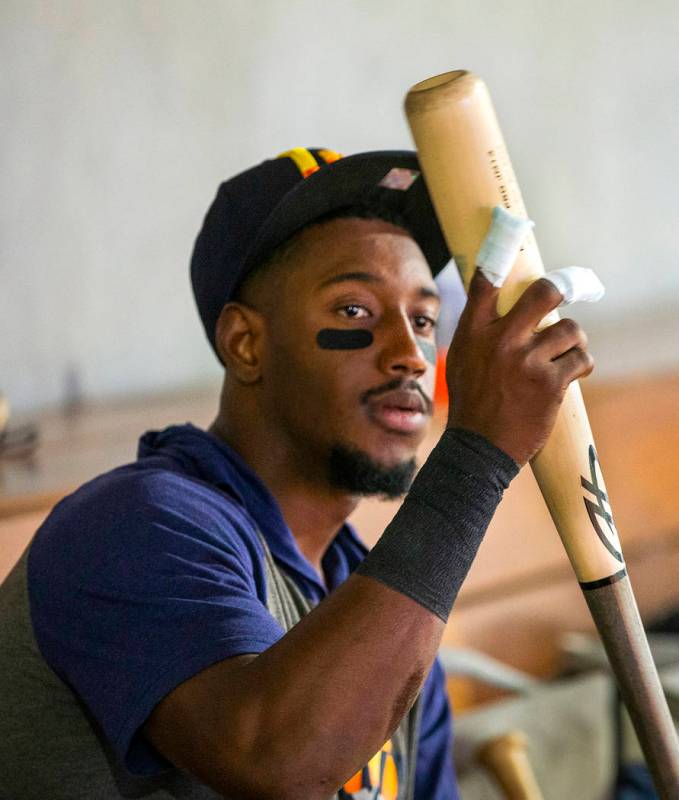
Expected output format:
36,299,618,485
190,147,450,359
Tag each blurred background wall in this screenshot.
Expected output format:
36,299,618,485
3,0,679,413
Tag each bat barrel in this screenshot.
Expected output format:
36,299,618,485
584,575,679,797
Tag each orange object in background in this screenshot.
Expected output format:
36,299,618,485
433,348,449,408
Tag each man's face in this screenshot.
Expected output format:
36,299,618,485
259,217,440,494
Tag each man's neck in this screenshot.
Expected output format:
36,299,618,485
209,413,359,581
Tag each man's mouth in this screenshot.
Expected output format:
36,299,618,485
366,389,430,435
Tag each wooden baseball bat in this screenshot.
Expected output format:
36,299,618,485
478,730,544,800
404,70,679,798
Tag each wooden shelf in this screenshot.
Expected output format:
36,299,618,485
0,383,219,519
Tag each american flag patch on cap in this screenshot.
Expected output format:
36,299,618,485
378,168,420,191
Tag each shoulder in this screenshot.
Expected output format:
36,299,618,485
29,464,267,594
59,463,238,519
45,462,255,535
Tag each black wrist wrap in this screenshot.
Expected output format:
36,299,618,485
355,428,519,622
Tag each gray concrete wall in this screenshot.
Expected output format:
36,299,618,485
3,0,679,412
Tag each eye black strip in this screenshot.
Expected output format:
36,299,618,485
316,329,374,350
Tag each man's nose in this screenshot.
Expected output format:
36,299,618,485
377,315,428,378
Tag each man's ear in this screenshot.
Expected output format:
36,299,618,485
214,302,265,383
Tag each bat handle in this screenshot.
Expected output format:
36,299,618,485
584,575,679,798
478,730,544,800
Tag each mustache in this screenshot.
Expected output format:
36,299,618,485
360,378,434,416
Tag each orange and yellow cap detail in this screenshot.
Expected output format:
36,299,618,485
277,147,343,178
317,148,343,165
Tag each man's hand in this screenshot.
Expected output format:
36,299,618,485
446,269,594,466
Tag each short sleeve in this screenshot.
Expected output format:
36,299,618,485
28,470,284,775
415,658,459,800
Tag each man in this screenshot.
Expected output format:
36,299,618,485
0,147,593,799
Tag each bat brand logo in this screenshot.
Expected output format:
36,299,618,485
581,445,624,563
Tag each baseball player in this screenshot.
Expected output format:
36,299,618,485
0,147,592,799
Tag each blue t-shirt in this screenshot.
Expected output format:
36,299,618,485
28,423,457,798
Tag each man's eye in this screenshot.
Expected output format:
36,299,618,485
414,315,437,332
339,304,370,319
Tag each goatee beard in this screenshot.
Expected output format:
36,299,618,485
327,444,417,499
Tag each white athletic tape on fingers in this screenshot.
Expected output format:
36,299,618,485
476,206,535,287
543,267,606,305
